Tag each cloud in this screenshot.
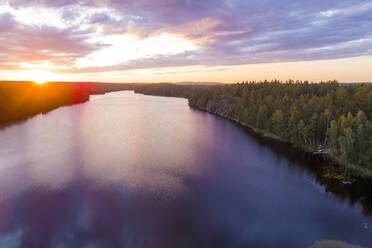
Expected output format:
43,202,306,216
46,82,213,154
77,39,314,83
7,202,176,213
0,13,16,32
0,11,103,69
0,0,371,73
3,0,79,8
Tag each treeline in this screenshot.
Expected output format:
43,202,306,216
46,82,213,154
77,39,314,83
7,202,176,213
3,81,372,176
0,82,137,126
187,80,372,175
0,82,88,125
134,83,213,98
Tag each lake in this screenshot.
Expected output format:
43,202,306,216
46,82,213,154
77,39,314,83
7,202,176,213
0,91,371,248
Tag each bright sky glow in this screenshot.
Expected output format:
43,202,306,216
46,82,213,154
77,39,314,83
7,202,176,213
75,33,199,68
18,70,57,84
0,5,66,28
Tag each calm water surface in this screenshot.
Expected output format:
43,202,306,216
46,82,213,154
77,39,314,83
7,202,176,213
0,91,371,248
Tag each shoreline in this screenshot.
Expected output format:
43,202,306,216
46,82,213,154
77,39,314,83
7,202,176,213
190,104,372,181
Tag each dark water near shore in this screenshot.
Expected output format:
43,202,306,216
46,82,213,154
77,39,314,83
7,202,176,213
0,91,371,248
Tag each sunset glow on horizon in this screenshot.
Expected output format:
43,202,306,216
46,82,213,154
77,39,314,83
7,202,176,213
0,0,371,83
18,70,56,84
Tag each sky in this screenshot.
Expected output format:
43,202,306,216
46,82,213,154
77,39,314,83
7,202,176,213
0,0,371,83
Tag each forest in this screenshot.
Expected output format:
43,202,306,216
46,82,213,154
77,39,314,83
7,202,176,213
0,82,137,125
133,81,372,177
134,83,207,97
187,81,372,177
2,81,371,178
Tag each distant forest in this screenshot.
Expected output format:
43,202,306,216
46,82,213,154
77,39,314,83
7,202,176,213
137,81,372,177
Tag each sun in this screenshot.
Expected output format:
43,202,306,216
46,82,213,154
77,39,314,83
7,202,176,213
34,79,47,84
19,70,55,84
